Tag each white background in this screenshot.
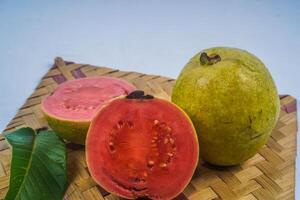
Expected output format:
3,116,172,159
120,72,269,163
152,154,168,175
0,0,299,198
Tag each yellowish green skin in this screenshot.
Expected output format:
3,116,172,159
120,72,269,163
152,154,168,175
172,47,280,166
44,112,89,145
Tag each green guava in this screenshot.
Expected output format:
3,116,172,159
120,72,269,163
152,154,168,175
172,47,280,166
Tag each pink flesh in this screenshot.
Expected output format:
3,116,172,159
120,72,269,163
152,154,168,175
87,98,199,199
42,77,135,120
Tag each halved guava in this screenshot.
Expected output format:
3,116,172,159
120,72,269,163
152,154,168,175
86,91,199,199
41,76,136,144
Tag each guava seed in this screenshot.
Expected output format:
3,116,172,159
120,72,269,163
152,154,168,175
117,121,124,129
169,138,174,144
88,106,94,110
164,138,169,144
168,153,173,157
153,120,159,125
159,163,167,168
143,172,148,177
165,126,171,132
147,160,155,168
109,142,115,151
127,121,134,129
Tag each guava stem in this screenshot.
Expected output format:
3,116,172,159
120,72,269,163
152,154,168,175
126,90,154,99
200,52,221,65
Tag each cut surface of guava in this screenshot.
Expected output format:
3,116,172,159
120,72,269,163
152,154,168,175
86,91,199,199
41,76,136,144
42,77,135,121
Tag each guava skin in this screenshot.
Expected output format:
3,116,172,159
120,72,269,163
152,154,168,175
44,113,89,145
172,47,280,166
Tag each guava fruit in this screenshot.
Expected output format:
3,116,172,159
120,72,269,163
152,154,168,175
41,77,136,144
172,47,280,166
86,90,199,199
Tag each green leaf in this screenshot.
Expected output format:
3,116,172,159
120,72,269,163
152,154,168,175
4,127,67,200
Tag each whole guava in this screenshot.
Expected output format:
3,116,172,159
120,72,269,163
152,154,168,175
172,47,280,166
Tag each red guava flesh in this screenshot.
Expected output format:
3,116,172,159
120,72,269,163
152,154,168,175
86,94,199,199
41,76,136,144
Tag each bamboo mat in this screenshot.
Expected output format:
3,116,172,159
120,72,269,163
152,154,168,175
0,57,297,200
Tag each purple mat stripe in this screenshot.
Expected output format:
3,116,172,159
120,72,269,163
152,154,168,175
64,61,75,65
72,67,87,79
52,74,67,84
173,193,188,200
96,185,110,197
282,100,297,113
279,95,289,99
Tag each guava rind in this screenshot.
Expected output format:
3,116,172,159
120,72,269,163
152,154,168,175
43,112,89,145
172,47,280,166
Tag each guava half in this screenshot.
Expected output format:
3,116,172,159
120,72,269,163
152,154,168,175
172,47,280,166
86,91,199,199
41,76,136,144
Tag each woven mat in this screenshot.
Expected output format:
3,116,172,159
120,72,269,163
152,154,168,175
0,58,297,200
